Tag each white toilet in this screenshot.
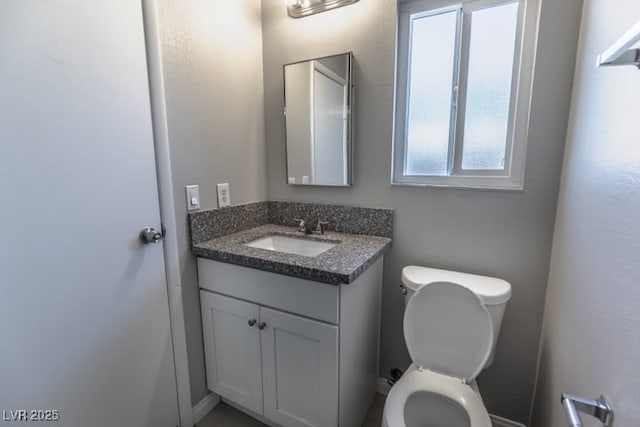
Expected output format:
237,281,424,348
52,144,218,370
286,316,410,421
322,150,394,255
383,266,512,427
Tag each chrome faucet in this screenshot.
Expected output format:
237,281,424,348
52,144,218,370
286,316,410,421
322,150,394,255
294,218,311,234
316,221,329,235
294,219,328,235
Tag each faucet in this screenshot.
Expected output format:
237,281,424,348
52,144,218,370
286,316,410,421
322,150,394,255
315,220,329,235
294,218,312,234
294,219,329,235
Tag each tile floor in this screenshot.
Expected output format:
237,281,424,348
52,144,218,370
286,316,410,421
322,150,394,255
196,393,386,427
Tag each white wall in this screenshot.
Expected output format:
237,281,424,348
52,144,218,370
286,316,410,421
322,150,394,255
262,0,582,421
156,0,266,405
531,1,640,426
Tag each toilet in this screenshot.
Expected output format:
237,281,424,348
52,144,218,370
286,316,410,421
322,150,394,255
383,266,512,427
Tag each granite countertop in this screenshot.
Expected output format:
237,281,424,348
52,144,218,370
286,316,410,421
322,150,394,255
192,224,391,285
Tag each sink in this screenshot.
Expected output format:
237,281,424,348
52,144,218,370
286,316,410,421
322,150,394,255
244,235,337,257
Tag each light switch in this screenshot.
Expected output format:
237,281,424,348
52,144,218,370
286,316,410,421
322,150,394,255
185,185,200,211
217,183,231,207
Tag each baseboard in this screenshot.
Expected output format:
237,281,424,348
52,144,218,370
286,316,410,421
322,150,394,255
376,377,391,395
192,393,221,425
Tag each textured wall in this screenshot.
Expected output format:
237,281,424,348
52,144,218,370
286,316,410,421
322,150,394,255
262,0,581,421
531,0,640,426
156,0,266,405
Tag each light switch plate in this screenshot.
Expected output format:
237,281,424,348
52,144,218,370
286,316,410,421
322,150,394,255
216,183,231,207
185,185,200,211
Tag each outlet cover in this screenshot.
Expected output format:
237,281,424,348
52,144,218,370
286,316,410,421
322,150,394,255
216,183,231,207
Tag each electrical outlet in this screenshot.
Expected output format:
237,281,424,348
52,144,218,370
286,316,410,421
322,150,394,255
185,185,200,211
216,183,231,207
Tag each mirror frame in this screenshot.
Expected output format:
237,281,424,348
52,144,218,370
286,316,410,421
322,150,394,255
283,52,354,187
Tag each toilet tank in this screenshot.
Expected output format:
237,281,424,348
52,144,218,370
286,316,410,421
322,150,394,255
401,266,511,367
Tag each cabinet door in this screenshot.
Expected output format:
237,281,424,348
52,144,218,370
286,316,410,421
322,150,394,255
200,291,263,414
261,307,339,427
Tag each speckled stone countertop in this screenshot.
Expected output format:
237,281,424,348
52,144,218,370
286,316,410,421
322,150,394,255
192,224,391,285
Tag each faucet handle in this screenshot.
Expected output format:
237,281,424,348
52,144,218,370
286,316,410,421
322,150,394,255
316,221,329,234
294,218,312,234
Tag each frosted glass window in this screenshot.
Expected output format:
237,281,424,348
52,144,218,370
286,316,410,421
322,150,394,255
404,10,458,176
462,2,518,170
393,0,534,189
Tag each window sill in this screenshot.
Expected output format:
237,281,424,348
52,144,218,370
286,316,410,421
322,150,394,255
391,176,524,191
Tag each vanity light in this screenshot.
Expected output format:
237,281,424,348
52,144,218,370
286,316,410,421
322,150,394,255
284,0,360,18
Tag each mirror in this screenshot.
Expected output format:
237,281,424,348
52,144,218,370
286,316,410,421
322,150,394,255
284,52,353,186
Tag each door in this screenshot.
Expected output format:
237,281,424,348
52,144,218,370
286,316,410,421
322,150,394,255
0,2,179,427
200,292,263,415
261,307,339,427
311,65,348,185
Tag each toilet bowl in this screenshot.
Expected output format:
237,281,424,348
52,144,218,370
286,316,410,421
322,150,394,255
382,365,491,427
383,267,512,427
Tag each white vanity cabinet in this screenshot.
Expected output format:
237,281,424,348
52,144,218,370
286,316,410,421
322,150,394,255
200,291,339,426
198,257,383,427
260,307,339,427
199,292,264,415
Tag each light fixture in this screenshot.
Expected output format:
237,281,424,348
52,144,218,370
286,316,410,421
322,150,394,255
284,0,360,19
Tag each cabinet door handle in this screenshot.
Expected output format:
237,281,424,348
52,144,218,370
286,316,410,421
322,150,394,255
248,319,257,327
258,322,266,330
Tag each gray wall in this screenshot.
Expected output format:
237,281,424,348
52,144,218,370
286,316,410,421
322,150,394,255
157,0,266,405
531,1,640,426
262,0,581,422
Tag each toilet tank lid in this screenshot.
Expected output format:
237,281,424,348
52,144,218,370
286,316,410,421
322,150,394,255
402,266,511,305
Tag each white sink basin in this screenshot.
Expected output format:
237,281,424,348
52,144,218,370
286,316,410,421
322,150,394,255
244,235,337,257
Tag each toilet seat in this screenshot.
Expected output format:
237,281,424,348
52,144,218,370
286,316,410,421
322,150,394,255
404,281,493,382
383,366,492,427
383,282,495,427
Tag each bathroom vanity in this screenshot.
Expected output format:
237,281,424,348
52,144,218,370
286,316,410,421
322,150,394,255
190,202,392,427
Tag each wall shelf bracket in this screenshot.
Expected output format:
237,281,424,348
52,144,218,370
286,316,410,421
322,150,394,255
598,21,640,69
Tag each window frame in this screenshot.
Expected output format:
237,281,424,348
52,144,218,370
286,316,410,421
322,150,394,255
392,0,539,190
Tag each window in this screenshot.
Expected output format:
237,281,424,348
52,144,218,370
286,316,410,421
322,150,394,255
392,0,538,189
